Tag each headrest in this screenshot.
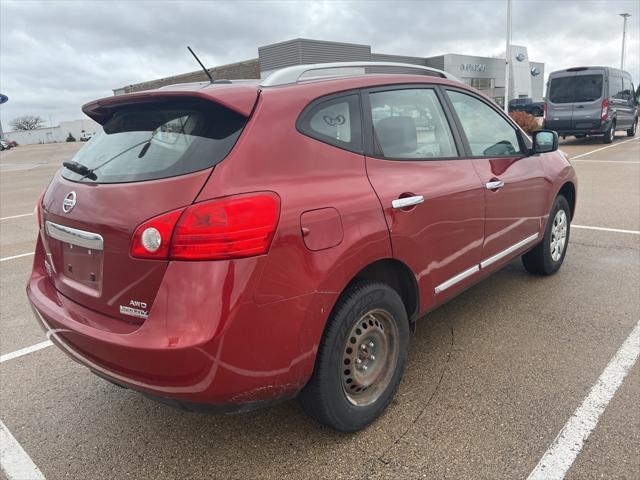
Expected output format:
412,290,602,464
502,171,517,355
375,116,417,156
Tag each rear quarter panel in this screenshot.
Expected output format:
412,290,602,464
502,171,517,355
195,86,393,355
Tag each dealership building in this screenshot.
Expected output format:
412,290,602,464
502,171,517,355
114,38,545,106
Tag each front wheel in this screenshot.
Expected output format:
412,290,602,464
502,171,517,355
297,281,409,432
522,195,571,275
628,117,638,137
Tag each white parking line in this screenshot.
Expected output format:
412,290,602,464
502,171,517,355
527,320,640,480
570,137,639,160
0,341,53,364
0,420,46,480
0,252,34,263
572,225,640,235
0,213,33,221
571,159,640,164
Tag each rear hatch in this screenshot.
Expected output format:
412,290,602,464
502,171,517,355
546,69,604,131
40,88,257,323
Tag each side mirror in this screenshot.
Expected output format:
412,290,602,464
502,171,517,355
532,130,558,154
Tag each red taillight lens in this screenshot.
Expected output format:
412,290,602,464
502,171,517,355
171,193,280,260
543,102,547,121
601,99,609,120
130,193,280,261
131,209,184,259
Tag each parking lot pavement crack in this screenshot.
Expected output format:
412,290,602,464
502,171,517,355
373,324,455,469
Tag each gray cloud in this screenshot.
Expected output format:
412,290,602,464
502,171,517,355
1,0,638,125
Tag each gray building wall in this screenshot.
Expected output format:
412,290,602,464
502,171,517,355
114,38,545,105
371,53,427,66
424,55,445,72
259,38,371,78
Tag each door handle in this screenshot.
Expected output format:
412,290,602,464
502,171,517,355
392,195,424,209
485,180,504,190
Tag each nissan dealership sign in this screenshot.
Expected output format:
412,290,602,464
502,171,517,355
460,63,486,72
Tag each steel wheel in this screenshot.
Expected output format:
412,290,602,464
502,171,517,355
550,209,567,262
341,309,399,407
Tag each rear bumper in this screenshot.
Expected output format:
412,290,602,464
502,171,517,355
27,240,337,407
544,119,611,136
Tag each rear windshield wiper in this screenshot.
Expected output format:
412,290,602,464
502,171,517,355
63,138,153,181
62,161,97,180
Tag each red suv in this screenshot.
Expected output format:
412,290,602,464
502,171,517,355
27,62,577,431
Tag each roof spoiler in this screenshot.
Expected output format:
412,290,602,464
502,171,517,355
82,86,259,125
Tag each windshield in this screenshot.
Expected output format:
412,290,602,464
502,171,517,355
549,74,603,104
62,101,246,183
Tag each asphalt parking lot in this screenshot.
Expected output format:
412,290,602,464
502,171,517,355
1,137,638,480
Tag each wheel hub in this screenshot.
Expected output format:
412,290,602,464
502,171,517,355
550,209,568,262
341,309,399,406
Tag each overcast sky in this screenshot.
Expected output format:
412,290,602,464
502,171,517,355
1,0,638,126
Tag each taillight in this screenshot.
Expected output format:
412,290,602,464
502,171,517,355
131,209,184,259
543,102,547,122
601,99,609,120
130,193,280,261
172,193,280,260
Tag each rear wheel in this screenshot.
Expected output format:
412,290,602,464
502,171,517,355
531,107,542,117
298,281,409,432
628,117,638,137
603,120,615,143
522,195,571,275
574,134,586,139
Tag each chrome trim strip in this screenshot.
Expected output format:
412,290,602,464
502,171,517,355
392,195,424,209
45,221,104,250
480,233,539,269
434,265,480,294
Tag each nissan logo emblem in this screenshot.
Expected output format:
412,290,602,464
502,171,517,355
62,191,77,213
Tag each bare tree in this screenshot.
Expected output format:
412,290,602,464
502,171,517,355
10,115,46,131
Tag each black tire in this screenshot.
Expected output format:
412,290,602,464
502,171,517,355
522,195,571,275
603,121,615,143
627,117,638,137
298,281,409,432
574,134,586,139
532,107,542,117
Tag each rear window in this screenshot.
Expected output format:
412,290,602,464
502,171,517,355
62,101,246,183
549,74,603,104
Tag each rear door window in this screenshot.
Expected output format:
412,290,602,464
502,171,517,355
368,88,458,159
62,101,246,184
622,77,634,101
549,74,603,103
610,75,624,99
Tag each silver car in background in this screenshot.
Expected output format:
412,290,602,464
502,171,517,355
544,66,638,143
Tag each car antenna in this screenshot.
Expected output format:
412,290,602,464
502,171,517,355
187,46,214,84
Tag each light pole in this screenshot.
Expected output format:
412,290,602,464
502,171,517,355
504,0,512,113
620,13,631,70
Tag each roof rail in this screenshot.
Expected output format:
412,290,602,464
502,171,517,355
259,61,458,87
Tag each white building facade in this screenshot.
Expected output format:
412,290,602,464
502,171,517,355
4,119,103,145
